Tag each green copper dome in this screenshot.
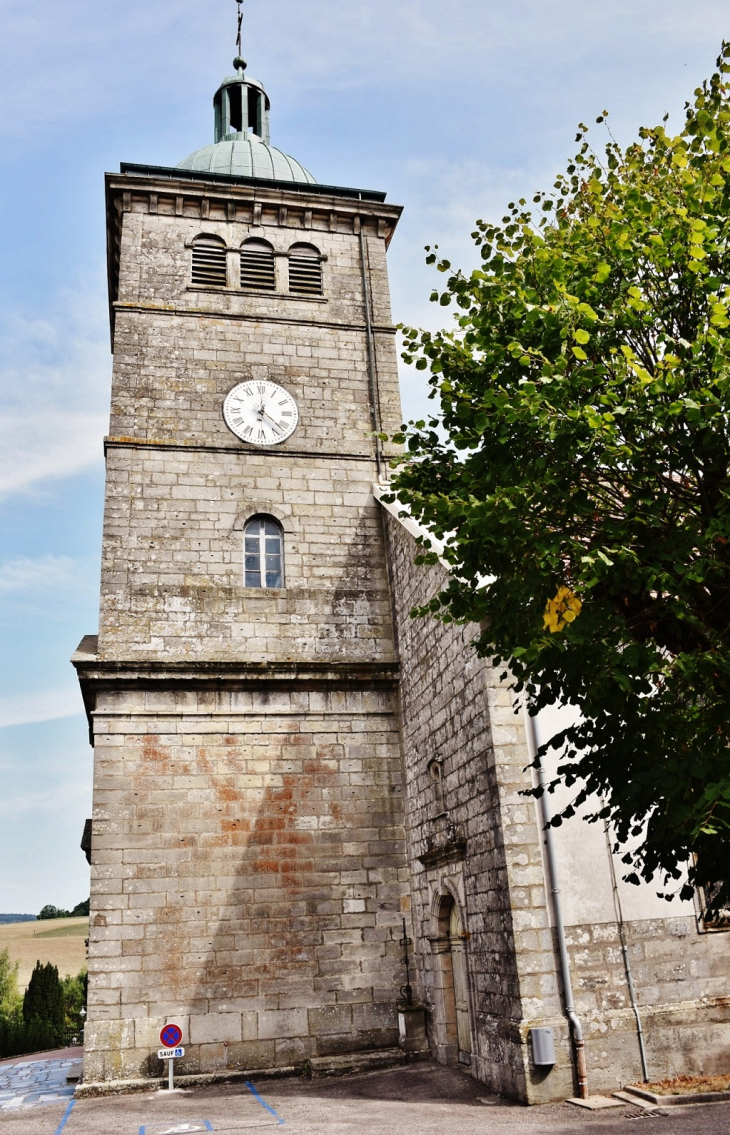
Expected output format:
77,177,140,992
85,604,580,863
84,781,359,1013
176,60,315,184
177,135,315,183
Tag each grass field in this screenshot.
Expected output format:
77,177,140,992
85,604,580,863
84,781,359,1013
0,917,88,990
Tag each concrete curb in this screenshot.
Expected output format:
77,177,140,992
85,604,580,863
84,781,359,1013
624,1085,730,1107
75,1064,299,1098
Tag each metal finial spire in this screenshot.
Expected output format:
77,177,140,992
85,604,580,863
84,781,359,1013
233,0,246,73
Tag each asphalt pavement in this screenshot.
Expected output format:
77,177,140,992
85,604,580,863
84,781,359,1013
1,1062,729,1135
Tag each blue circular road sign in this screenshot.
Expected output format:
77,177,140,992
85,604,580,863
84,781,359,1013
160,1023,183,1048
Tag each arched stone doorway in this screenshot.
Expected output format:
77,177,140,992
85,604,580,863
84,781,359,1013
429,891,473,1066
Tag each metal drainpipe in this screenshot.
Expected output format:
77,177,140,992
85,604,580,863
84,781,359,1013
358,224,384,480
603,818,650,1082
524,707,588,1099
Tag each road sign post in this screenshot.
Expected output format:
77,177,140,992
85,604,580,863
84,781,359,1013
159,1025,184,1090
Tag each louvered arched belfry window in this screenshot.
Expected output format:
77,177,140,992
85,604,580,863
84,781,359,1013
240,239,276,291
191,234,228,287
288,243,323,295
244,515,284,588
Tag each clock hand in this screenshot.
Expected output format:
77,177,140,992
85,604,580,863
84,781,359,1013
261,411,284,432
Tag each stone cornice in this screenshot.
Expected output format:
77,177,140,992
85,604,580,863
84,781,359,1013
72,649,399,686
112,300,397,336
72,639,399,737
117,162,396,207
102,437,380,462
108,166,402,224
417,839,468,869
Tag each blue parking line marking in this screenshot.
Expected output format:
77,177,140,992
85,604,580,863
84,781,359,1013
54,1099,76,1135
245,1080,285,1125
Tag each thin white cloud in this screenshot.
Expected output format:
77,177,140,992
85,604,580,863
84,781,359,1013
0,555,77,594
0,688,85,730
0,288,110,499
0,773,88,818
0,412,107,498
0,1,727,139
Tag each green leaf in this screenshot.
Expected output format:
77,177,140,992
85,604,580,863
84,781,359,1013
386,52,730,905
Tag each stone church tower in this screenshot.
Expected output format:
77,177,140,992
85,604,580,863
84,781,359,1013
74,47,410,1083
75,36,730,1103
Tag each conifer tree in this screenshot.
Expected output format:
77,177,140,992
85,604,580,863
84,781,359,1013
23,962,65,1049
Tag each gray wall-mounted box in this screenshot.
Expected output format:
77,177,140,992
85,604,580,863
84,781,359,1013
529,1026,556,1066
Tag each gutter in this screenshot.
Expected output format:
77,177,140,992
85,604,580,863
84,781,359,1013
358,228,383,478
524,708,588,1099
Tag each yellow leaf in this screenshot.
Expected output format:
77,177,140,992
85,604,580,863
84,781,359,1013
543,586,583,633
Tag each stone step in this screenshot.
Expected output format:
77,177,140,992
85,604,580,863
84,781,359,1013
306,1048,405,1078
613,1090,661,1111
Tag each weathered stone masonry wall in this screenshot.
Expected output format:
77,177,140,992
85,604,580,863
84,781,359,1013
85,682,410,1083
99,452,395,662
558,913,730,1086
382,510,568,1103
111,208,403,451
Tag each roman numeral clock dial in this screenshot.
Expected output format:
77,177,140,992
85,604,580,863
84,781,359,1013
223,380,299,446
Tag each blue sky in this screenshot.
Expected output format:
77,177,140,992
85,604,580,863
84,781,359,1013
0,0,727,913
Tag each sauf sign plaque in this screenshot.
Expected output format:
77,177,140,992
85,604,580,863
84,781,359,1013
158,1024,184,1090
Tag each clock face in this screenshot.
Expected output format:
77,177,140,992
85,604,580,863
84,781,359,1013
223,380,299,446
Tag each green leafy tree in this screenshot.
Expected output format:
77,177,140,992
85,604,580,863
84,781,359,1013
0,950,27,1058
392,45,730,906
23,962,65,1049
0,948,21,1022
37,905,64,921
61,969,88,1031
37,899,89,920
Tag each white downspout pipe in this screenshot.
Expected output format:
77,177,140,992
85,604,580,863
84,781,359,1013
524,707,588,1099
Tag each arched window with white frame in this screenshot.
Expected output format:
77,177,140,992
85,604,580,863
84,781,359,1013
244,515,284,588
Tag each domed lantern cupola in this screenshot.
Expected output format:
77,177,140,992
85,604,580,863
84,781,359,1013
176,2,315,184
214,55,271,145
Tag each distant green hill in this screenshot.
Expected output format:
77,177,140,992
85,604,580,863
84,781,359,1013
0,914,36,924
